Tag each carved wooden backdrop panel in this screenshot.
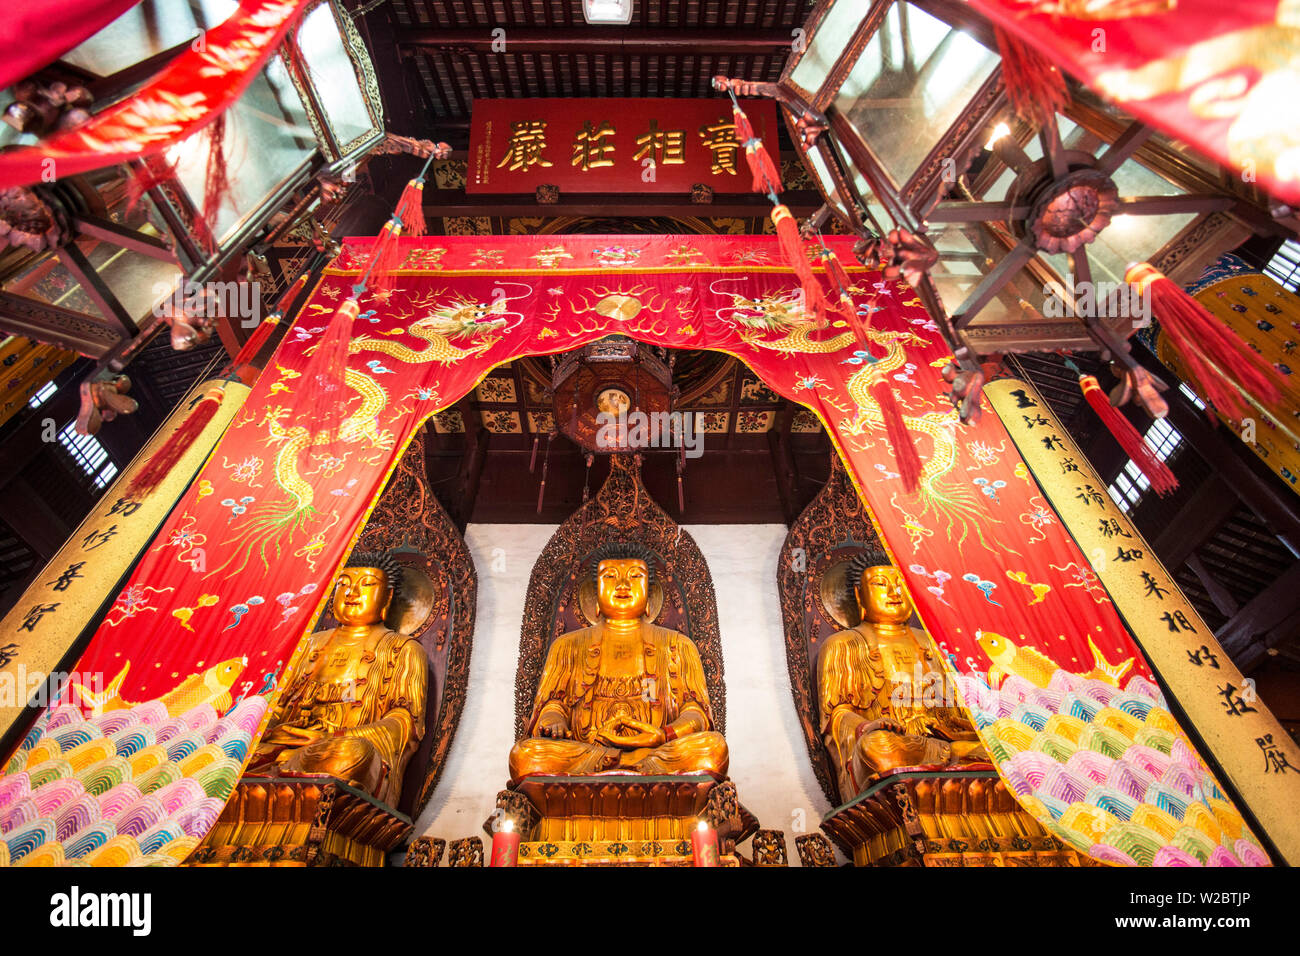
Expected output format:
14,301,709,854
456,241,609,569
778,454,886,806
317,427,477,818
515,454,724,739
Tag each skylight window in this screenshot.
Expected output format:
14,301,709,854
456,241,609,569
27,381,56,409
1265,238,1300,292
1107,415,1184,513
57,422,119,490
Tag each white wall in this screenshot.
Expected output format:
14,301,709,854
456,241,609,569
413,523,835,865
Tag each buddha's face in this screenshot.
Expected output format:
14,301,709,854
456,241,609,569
333,566,391,626
596,558,649,621
856,565,913,625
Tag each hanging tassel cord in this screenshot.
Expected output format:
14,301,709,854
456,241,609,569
728,87,834,325
726,88,783,198
871,380,923,494
124,382,226,499
394,150,438,238
1127,262,1283,421
1072,367,1179,496
771,204,830,325
817,234,858,321
994,27,1068,127
536,432,553,515
224,272,312,374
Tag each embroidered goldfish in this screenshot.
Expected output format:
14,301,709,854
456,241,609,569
978,630,1060,687
72,657,247,717
1081,636,1134,686
977,630,1134,689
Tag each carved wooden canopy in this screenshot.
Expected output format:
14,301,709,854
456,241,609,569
514,453,724,738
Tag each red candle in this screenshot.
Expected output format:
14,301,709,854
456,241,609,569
490,819,520,867
691,820,719,867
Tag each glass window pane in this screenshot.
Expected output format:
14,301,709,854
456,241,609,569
59,0,239,76
296,4,375,149
790,0,868,97
167,61,315,245
833,3,998,188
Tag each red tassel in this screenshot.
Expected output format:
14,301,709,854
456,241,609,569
848,306,875,355
275,273,310,313
872,381,922,494
771,205,828,324
301,297,359,444
224,274,310,374
995,27,1068,126
396,178,427,238
732,104,755,146
230,313,281,369
368,221,405,294
745,141,782,195
1080,374,1179,496
200,111,231,249
1127,262,1282,421
126,386,224,498
733,102,781,194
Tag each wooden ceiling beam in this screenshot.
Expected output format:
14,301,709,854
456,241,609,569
0,289,122,358
400,27,800,56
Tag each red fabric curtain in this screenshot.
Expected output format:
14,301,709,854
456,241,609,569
0,0,141,92
0,236,1265,866
966,0,1300,205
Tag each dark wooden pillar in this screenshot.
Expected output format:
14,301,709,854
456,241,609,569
767,400,800,526
453,396,488,531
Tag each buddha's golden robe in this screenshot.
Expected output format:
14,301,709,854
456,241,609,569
819,623,982,798
510,622,728,781
250,625,428,807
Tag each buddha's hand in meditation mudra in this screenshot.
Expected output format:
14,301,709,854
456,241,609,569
596,717,667,750
508,542,728,783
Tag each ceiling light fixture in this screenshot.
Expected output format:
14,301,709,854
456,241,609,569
582,0,634,25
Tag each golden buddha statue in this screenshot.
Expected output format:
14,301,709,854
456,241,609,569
248,552,429,807
509,542,728,783
818,553,986,799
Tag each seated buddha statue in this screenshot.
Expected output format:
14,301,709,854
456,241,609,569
818,553,986,799
509,542,728,784
247,551,429,807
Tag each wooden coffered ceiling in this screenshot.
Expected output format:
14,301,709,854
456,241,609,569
373,0,819,144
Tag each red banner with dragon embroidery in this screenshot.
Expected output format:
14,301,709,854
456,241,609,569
966,0,1300,206
0,236,1270,866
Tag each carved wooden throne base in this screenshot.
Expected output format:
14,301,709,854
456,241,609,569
490,775,757,866
820,769,1095,867
187,776,413,867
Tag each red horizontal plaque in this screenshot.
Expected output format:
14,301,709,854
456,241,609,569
467,97,780,194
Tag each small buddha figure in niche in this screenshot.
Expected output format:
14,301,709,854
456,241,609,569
248,552,429,807
509,542,728,783
818,552,986,799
